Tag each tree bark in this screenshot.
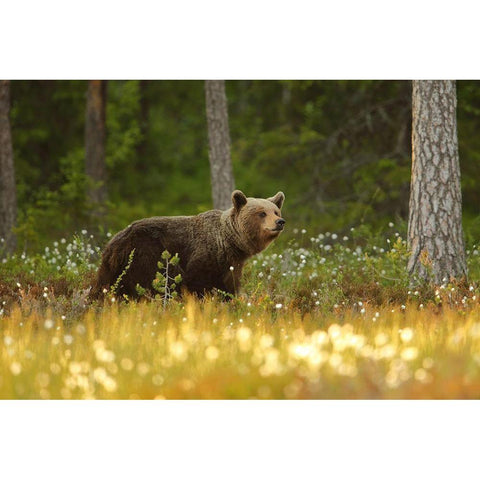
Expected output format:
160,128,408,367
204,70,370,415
85,80,107,211
0,80,17,254
205,80,235,210
407,80,467,284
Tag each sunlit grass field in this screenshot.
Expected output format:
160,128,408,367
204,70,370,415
2,297,480,399
2,225,480,399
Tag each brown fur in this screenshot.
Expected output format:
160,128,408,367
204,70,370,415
89,190,285,299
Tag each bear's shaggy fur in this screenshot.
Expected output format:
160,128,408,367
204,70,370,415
89,190,285,299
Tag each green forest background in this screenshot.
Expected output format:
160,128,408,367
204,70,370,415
9,80,480,250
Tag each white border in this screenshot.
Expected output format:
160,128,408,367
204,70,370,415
1,401,478,479
2,0,480,79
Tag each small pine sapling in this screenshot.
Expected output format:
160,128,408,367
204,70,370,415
111,248,135,300
151,250,182,308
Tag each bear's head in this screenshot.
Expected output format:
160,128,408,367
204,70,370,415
231,190,286,254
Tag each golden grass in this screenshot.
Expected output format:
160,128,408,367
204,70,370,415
2,296,480,399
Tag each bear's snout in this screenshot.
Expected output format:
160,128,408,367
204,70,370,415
275,218,286,230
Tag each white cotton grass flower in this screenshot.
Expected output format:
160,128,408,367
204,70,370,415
44,319,55,330
10,362,22,376
205,346,219,361
400,328,414,343
401,347,419,361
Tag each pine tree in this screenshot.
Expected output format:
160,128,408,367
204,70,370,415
407,80,467,284
0,80,17,254
205,80,235,210
85,80,108,215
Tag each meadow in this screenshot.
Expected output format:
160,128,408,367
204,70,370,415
2,225,480,399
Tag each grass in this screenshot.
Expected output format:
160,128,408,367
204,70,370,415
2,297,480,399
1,224,480,399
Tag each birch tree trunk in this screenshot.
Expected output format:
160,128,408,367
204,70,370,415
85,80,107,212
205,80,235,210
407,80,467,284
0,80,17,254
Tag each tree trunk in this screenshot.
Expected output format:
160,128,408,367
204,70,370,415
0,80,17,254
205,80,235,210
85,80,107,212
407,80,467,284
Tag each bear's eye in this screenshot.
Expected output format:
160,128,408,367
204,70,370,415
275,211,280,216
259,211,267,218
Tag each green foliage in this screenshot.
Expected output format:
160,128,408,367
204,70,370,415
1,223,480,325
135,284,146,297
0,231,101,292
7,80,480,251
150,251,182,308
161,250,171,261
228,80,413,229
11,81,85,210
14,147,92,250
106,81,143,169
111,249,135,297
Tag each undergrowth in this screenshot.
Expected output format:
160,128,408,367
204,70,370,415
1,223,480,399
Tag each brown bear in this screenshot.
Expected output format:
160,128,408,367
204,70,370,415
89,190,285,299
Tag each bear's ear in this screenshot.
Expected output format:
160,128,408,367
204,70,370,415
232,190,248,211
267,191,285,209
